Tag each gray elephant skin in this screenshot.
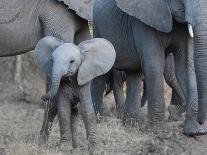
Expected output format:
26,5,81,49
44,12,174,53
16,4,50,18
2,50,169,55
33,36,116,152
0,0,93,57
92,0,204,135
1,0,94,149
93,53,186,122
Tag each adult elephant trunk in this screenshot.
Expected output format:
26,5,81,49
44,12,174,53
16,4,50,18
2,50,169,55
194,29,207,124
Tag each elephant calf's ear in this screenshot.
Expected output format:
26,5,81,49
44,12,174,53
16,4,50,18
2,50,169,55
77,38,116,86
32,36,63,77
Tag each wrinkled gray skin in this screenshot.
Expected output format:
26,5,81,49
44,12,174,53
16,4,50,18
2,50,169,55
0,0,94,150
92,53,186,122
33,36,116,153
92,0,205,135
143,53,187,121
0,0,92,56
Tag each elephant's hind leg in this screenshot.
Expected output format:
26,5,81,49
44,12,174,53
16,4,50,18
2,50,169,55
164,53,186,121
123,71,145,127
112,69,126,119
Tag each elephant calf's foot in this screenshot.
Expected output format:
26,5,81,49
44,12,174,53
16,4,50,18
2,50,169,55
168,105,185,121
38,132,49,147
122,110,145,127
87,135,97,155
183,117,207,136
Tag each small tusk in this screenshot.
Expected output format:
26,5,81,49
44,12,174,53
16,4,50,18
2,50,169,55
188,24,194,38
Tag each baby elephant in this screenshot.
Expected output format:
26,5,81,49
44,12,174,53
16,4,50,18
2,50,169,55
33,36,116,153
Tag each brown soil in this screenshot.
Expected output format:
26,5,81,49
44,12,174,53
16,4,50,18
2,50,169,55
0,53,207,155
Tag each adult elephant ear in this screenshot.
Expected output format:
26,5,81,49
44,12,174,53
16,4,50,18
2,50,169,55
77,38,116,86
56,0,94,21
115,0,172,33
32,36,63,77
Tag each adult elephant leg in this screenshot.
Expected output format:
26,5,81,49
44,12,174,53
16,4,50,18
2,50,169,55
141,80,147,107
112,69,126,119
57,88,72,151
91,72,110,120
172,35,200,135
39,76,58,146
123,71,145,126
164,53,186,121
175,37,202,136
168,91,185,121
132,21,166,128
143,54,166,128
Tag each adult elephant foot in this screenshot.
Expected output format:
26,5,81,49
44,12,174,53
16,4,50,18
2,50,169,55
197,110,206,125
183,117,207,136
168,105,185,121
146,121,167,133
122,109,145,127
59,141,73,153
117,104,124,119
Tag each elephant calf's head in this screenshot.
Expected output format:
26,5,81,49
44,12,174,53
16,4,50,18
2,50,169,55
33,36,116,101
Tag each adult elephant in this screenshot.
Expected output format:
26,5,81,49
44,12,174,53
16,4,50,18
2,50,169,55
0,0,93,145
92,53,186,122
92,0,203,135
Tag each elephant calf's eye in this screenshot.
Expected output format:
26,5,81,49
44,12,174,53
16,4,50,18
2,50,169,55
70,60,75,64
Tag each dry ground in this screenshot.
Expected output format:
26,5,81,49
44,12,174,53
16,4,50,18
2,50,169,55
0,53,207,155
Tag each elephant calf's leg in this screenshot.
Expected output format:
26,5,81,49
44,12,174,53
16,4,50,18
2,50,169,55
70,102,82,148
123,72,145,126
80,83,97,154
57,91,72,151
39,98,57,146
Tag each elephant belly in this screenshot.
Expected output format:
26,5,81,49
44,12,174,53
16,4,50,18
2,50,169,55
114,51,141,71
94,0,142,71
0,0,43,56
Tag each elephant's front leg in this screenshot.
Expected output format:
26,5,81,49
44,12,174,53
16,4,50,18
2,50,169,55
80,83,97,154
39,98,57,146
142,47,166,128
57,90,72,151
123,71,145,126
39,76,58,146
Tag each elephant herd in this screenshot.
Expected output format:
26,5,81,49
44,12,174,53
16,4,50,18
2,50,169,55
1,0,207,154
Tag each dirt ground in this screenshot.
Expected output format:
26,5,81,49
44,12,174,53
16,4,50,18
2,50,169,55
0,53,207,155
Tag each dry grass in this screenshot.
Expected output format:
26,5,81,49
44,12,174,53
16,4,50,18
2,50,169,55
1,82,206,155
0,52,207,155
